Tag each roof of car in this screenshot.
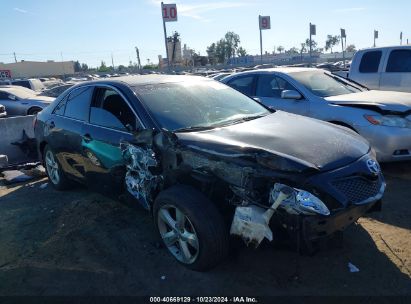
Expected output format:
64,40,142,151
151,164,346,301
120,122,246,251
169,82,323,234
0,85,36,93
223,67,321,79
80,74,210,87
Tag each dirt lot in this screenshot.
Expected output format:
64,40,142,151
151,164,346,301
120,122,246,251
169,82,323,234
0,163,410,297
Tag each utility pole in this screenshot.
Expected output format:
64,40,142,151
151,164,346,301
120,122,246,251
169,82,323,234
135,47,141,71
341,28,346,68
374,30,378,47
111,53,115,71
60,52,66,80
13,52,17,63
400,32,403,45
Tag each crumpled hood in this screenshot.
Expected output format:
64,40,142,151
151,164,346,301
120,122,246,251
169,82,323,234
176,111,370,172
325,90,411,113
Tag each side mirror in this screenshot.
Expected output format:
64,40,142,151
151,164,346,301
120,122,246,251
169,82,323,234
132,128,155,146
281,90,302,100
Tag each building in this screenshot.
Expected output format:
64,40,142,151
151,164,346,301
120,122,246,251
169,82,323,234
0,60,75,78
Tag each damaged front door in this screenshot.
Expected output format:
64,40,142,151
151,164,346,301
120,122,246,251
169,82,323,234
82,86,142,194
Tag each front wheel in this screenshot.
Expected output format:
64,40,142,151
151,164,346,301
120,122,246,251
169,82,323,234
154,185,229,271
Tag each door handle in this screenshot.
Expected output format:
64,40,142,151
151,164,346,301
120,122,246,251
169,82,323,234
82,134,92,143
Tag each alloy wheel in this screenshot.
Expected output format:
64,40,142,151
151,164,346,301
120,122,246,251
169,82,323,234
157,205,200,264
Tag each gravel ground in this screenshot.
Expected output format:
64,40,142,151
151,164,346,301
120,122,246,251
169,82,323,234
0,162,410,296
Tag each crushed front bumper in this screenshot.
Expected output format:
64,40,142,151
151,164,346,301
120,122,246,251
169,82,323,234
302,200,381,241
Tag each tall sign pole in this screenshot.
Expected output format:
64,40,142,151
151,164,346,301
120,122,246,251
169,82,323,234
309,23,316,63
161,2,177,71
400,31,403,45
258,15,271,64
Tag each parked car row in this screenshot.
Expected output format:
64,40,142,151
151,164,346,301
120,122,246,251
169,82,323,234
34,75,386,271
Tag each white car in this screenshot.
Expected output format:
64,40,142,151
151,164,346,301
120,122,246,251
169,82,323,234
349,45,411,92
222,68,411,162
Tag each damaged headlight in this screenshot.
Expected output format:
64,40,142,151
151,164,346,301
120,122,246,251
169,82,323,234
270,183,330,216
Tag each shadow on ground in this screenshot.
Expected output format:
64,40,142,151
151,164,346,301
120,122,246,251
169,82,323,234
0,172,410,296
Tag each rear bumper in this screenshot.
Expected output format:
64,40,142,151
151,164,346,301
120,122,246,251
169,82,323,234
356,125,411,162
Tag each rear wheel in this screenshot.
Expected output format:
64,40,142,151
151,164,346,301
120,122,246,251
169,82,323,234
27,107,42,115
154,185,229,271
43,145,72,190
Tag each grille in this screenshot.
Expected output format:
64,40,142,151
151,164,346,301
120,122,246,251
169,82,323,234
332,177,382,204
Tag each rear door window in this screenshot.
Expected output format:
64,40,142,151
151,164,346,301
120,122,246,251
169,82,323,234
227,76,256,96
256,74,298,98
386,50,411,72
64,87,93,121
359,51,382,73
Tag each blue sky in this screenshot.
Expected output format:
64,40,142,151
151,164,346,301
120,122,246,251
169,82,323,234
1,0,410,68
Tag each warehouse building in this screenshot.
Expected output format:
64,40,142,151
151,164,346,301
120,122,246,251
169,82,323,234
0,60,75,78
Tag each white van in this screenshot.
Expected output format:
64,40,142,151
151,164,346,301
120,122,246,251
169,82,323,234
349,45,411,92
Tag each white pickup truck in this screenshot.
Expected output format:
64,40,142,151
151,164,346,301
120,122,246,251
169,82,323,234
348,45,411,92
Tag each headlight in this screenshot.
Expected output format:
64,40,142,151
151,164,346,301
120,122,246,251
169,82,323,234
270,183,330,216
365,115,411,128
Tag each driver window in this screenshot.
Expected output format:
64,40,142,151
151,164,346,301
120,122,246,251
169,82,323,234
256,74,297,98
90,87,139,131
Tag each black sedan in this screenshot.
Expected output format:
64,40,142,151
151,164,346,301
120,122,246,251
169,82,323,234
34,75,385,271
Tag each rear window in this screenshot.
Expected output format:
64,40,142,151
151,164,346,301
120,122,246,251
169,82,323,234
12,80,31,89
227,76,255,96
386,50,411,72
64,87,93,121
359,51,382,73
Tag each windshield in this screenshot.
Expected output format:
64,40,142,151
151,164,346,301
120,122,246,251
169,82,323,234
135,80,270,131
290,71,363,97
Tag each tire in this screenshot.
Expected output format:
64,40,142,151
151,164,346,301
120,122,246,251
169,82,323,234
154,185,229,271
27,107,42,115
43,145,72,190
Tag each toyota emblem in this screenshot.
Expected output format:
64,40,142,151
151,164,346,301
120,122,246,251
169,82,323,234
366,159,380,175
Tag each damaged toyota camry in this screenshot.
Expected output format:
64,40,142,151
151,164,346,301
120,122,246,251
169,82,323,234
34,75,385,271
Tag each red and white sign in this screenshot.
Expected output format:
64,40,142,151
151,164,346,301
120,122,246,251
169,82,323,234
259,16,271,30
0,70,11,79
162,3,177,22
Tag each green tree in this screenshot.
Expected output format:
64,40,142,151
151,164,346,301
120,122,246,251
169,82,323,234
74,61,81,72
325,35,341,53
286,47,299,54
81,63,88,71
237,46,248,57
98,61,110,72
206,43,217,65
276,46,285,53
224,31,240,59
346,44,357,52
305,38,318,52
206,31,243,64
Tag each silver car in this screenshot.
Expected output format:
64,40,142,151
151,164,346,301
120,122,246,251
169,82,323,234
0,85,54,116
222,68,411,162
